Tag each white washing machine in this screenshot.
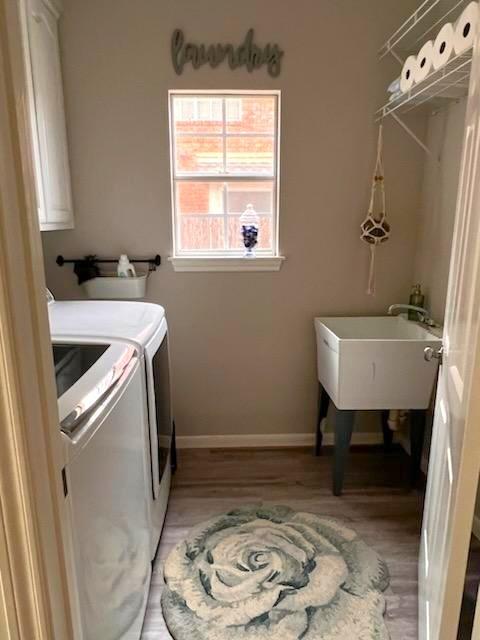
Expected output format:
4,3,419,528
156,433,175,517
54,340,151,640
49,294,174,559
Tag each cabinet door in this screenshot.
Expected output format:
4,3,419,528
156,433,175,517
27,0,74,230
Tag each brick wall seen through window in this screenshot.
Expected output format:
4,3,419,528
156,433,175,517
169,92,280,256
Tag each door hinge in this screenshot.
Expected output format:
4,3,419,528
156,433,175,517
61,467,68,497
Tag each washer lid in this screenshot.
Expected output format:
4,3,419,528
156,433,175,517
48,300,165,346
54,343,109,398
54,341,136,435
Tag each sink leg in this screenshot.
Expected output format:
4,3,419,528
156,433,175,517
381,410,394,452
333,408,355,496
315,384,330,456
410,410,427,489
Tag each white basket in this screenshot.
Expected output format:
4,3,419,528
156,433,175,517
81,274,148,299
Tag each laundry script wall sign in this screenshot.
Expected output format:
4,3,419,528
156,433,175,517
171,29,284,78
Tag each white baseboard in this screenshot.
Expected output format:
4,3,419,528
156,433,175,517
472,515,480,541
176,432,384,449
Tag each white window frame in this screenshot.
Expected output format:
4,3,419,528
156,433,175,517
176,97,224,122
226,98,243,122
168,90,284,272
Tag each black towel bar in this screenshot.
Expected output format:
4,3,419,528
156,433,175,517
56,254,161,285
56,254,161,269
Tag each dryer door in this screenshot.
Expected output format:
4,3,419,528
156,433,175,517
150,334,172,491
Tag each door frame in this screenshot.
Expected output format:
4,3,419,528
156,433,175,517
3,0,480,636
0,0,73,638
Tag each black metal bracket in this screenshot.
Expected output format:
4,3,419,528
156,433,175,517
56,254,161,285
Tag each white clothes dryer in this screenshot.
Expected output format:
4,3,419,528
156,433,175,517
49,296,174,558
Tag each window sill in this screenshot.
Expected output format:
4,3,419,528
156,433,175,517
169,256,286,272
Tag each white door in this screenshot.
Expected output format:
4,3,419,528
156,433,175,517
418,26,480,640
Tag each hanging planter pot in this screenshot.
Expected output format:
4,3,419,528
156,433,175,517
360,124,391,295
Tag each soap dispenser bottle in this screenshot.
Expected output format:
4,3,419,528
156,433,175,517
409,283,425,320
117,254,136,278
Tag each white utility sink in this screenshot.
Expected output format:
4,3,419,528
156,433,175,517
314,316,442,410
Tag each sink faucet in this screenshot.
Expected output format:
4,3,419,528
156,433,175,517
388,304,435,326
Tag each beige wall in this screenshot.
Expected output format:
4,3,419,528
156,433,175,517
42,0,426,439
411,101,466,476
412,100,480,532
414,99,467,323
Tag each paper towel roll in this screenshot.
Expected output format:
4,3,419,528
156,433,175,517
433,22,455,69
414,40,434,83
454,1,479,54
400,55,416,93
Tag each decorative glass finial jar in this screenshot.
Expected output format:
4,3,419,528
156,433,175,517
240,204,259,258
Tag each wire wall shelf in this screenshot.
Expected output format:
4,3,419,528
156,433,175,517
379,0,471,59
377,50,472,121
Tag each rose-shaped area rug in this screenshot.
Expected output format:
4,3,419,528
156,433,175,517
161,505,390,640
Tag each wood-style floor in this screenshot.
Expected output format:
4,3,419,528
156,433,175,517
141,445,423,639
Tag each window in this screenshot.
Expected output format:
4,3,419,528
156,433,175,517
169,92,281,265
176,97,223,122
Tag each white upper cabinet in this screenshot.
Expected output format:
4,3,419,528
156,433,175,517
22,0,74,230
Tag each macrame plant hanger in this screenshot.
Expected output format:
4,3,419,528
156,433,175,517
360,124,391,296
